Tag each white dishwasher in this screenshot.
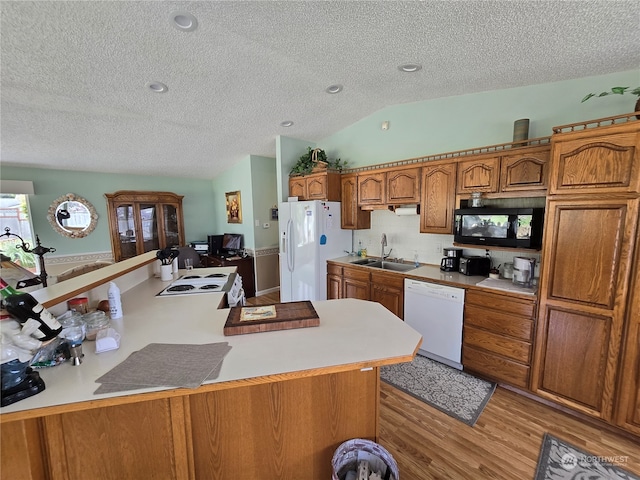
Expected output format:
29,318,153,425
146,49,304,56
404,279,465,370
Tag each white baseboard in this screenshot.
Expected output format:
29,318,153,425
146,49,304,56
254,286,280,297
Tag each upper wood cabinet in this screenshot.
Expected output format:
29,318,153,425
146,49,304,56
288,172,341,201
386,167,421,204
500,147,550,192
341,174,370,230
357,171,386,206
420,161,457,234
357,167,420,207
456,145,551,195
105,191,185,262
456,156,500,194
549,128,640,195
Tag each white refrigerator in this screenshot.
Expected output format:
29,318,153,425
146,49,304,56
279,200,351,302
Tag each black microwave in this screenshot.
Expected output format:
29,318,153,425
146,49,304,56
454,207,544,249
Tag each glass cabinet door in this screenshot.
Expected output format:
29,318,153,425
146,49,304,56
140,204,159,252
116,204,138,260
106,191,184,262
162,204,180,248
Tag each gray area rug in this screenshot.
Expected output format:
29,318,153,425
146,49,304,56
380,354,495,426
535,433,639,480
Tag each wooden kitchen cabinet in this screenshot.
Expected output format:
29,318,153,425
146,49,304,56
357,167,420,207
420,161,457,234
615,224,640,436
500,146,550,193
531,117,640,428
105,191,185,262
370,270,404,318
357,171,386,206
456,155,500,194
288,172,341,201
456,145,551,196
327,262,404,317
386,167,421,204
342,264,370,300
462,289,536,389
548,129,640,195
341,173,370,229
327,263,343,299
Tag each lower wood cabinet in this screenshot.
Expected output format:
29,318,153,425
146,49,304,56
327,263,404,318
370,271,404,319
462,289,536,389
343,265,370,301
1,370,378,480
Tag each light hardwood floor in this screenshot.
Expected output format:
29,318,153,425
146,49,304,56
246,293,640,478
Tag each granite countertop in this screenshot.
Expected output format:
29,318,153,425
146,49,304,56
328,255,537,298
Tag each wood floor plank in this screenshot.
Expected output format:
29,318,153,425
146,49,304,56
380,382,640,479
247,293,639,478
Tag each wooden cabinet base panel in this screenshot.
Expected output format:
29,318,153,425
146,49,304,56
0,369,379,480
463,346,530,389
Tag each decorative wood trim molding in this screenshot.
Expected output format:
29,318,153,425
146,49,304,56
552,112,639,134
343,137,551,174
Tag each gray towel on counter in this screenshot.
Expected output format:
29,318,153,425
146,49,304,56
94,342,232,394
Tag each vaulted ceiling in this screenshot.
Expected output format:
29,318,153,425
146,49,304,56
1,1,638,179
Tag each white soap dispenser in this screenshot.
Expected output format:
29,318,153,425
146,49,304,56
108,282,123,319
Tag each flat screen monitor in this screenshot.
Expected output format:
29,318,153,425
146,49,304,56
222,233,243,252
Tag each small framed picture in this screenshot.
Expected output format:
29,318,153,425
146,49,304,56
271,208,278,220
226,191,242,224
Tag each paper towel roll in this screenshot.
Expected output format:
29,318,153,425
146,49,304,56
394,206,418,216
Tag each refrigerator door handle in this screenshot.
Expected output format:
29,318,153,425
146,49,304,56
287,219,294,273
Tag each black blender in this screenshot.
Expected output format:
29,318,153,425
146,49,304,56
440,247,463,272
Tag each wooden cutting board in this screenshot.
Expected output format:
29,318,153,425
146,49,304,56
223,301,320,336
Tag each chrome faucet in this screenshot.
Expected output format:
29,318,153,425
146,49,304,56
381,234,392,260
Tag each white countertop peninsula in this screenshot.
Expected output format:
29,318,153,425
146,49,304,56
0,253,422,480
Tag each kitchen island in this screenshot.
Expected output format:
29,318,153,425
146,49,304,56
0,253,422,480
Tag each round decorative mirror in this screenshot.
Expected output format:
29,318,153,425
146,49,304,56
47,193,98,238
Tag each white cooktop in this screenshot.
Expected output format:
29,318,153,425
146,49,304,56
157,273,231,296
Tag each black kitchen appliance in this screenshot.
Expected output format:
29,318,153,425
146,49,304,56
458,256,491,276
454,207,544,249
440,247,463,272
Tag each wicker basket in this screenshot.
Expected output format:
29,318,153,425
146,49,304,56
331,438,399,480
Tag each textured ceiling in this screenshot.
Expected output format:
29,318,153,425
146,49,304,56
1,1,639,179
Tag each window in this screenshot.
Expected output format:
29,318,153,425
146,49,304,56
0,194,38,273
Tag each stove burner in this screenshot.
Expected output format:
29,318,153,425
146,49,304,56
167,284,195,292
183,275,202,279
199,284,221,290
206,273,227,278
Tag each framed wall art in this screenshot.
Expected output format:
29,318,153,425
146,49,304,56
225,191,242,223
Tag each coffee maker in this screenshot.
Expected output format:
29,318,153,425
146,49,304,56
440,247,463,272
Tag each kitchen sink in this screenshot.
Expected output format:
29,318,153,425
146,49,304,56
368,261,417,272
350,257,381,266
351,259,416,272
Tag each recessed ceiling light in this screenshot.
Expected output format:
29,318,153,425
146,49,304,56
398,63,422,73
170,11,198,32
280,121,294,127
325,84,343,94
146,81,168,93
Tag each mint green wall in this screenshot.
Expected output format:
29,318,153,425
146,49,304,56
276,136,316,202
0,166,216,255
211,156,256,249
250,156,279,249
320,70,640,167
